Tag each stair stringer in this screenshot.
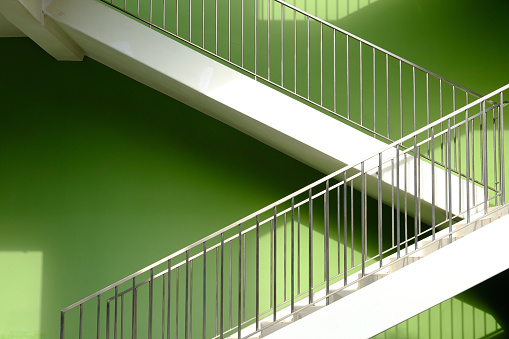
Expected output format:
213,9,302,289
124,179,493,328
39,0,486,225
265,213,509,339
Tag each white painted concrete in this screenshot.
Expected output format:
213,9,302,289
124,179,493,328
0,0,83,60
0,12,25,36
38,0,486,225
266,213,509,339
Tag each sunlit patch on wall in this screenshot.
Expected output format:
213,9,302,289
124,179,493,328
259,0,380,22
0,252,43,339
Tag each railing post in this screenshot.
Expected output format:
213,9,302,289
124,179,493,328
325,180,330,304
500,92,505,205
256,215,260,331
308,189,313,304
361,163,366,275
291,198,295,313
483,101,488,214
60,311,65,339
431,127,436,240
378,153,383,266
396,146,400,258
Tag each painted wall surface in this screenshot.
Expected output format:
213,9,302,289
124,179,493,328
2,0,509,337
0,38,324,338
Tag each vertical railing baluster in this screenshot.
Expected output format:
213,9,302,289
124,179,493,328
325,180,330,304
107,301,110,339
61,311,65,339
238,224,242,339
466,103,471,223
448,119,453,243
115,285,119,339
185,253,189,339
431,127,436,240
337,182,341,275
307,16,310,100
360,41,363,125
404,153,408,255
97,295,101,339
334,31,337,112
229,242,232,330
308,188,313,303
483,101,488,214
215,249,218,336
361,163,366,274
351,180,354,268
256,215,260,331
270,219,273,308
294,10,296,93
254,0,257,77
228,0,231,61
378,153,383,266
241,0,244,67
243,234,246,323
500,92,505,205
273,206,277,322
386,54,389,138
268,0,270,81
440,80,444,164
202,243,207,339
343,172,348,286
201,0,204,48
190,261,194,339
347,36,350,119
399,60,402,139
189,0,192,42
320,23,323,106
291,197,295,313
493,105,498,205
176,0,178,35
121,295,124,339
79,304,83,339
373,47,376,137
281,3,284,87
220,234,224,339
298,206,301,294
396,145,400,258
149,269,154,339
176,267,180,339
132,278,137,339
168,260,172,339
426,73,430,157
162,275,165,339
414,137,418,250
284,213,287,301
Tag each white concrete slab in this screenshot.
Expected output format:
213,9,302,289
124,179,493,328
266,213,509,339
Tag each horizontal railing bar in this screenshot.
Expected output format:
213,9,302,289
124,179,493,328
62,78,508,312
244,204,507,338
271,0,488,102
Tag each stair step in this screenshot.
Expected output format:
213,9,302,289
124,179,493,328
388,256,421,273
292,305,323,320
422,237,459,256
328,288,356,303
260,320,293,337
357,273,388,288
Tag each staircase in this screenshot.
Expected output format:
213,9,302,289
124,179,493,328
2,0,507,337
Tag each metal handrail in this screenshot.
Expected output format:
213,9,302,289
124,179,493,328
59,0,507,336
96,0,491,144
62,83,509,313
60,83,507,338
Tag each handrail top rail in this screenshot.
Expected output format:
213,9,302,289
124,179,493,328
61,83,508,313
272,0,487,102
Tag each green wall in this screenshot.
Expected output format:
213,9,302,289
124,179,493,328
2,0,509,337
0,38,324,338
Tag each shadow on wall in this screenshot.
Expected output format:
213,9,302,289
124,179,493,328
374,296,503,339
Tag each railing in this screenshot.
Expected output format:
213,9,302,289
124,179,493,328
60,81,508,338
100,0,486,146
